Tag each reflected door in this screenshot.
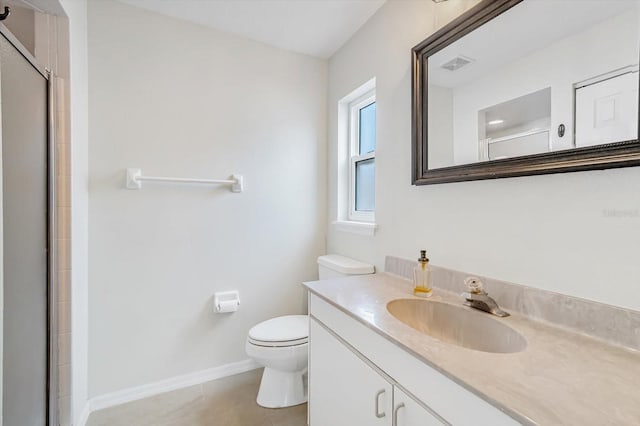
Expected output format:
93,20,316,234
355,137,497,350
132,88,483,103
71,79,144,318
1,32,49,425
575,72,639,147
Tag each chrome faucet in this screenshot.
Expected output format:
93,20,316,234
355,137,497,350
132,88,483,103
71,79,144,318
461,277,509,317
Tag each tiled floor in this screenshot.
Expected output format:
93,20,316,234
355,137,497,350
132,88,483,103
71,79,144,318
86,369,307,426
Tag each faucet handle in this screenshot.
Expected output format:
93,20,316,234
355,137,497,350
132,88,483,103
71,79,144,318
464,276,484,294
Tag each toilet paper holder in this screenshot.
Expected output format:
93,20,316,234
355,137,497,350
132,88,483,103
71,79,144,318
214,290,240,313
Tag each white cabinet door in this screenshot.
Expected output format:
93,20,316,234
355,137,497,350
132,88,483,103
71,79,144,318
393,386,447,426
575,71,639,147
309,317,393,426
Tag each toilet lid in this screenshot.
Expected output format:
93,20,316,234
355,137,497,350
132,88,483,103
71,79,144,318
248,315,308,344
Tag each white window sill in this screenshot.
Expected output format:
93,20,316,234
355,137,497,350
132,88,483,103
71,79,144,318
332,220,378,236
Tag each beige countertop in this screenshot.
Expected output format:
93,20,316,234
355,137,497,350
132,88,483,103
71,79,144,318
304,273,640,425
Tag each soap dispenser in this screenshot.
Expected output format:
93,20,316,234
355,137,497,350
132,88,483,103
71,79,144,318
413,250,432,298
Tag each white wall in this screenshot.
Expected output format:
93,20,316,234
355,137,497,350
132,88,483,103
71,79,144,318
327,0,640,312
427,84,453,169
452,10,639,164
87,0,327,397
59,0,89,423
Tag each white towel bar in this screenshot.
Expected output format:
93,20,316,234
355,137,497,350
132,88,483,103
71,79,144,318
125,168,243,192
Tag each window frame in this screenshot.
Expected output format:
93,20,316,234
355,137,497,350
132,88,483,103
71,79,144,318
348,90,376,222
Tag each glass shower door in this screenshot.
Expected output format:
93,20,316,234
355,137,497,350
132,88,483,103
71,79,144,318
1,32,49,426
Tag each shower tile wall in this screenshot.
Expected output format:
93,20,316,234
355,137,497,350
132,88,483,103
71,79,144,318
56,74,72,426
36,11,75,425
51,9,81,425
53,17,73,424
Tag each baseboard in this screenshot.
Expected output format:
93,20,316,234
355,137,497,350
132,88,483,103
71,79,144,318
79,359,260,424
75,403,91,426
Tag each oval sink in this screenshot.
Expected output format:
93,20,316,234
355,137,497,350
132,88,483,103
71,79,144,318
387,299,527,353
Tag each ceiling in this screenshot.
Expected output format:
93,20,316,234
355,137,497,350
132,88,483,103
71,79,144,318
482,88,551,135
116,0,386,59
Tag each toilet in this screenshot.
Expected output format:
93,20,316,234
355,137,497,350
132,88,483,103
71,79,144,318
245,254,374,408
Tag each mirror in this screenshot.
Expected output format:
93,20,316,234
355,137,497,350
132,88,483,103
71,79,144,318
412,0,640,185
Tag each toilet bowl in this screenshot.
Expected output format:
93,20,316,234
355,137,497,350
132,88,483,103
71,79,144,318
246,255,374,408
246,315,309,408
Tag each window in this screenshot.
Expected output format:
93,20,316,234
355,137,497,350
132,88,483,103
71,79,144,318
333,79,377,235
348,91,376,222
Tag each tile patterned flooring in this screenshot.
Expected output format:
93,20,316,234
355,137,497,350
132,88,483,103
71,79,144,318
86,369,307,426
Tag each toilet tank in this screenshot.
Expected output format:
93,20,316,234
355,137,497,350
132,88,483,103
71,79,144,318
317,255,374,280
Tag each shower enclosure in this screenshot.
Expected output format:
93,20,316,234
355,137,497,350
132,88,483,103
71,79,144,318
1,23,53,426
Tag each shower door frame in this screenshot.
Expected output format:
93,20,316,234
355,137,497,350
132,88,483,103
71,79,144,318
0,22,58,426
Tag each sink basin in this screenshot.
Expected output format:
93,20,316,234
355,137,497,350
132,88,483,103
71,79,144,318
387,299,527,353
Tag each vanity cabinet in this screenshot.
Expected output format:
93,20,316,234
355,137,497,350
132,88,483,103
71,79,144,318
393,387,445,426
308,293,520,426
309,317,443,426
309,317,393,425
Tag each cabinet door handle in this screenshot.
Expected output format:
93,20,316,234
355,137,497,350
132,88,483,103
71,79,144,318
375,389,386,418
393,402,405,424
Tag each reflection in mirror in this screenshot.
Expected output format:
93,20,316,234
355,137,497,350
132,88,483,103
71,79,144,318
479,88,551,161
426,0,639,170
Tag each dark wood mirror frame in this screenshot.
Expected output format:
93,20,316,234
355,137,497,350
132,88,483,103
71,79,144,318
411,0,640,185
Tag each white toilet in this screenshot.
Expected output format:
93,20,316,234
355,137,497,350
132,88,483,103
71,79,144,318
245,254,374,408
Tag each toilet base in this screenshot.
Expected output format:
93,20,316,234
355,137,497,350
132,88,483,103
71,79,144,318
256,367,307,408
